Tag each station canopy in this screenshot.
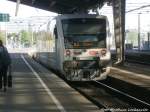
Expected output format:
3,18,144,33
8,0,106,14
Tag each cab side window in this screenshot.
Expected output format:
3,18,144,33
48,19,56,52
54,27,58,39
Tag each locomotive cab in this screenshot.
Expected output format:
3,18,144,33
34,14,111,81
56,14,111,81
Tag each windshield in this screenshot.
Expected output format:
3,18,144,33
62,18,106,49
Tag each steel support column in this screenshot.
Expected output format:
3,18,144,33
148,32,150,50
112,0,126,65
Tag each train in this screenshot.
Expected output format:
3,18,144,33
31,14,111,81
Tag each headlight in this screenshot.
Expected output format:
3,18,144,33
101,49,107,56
65,50,71,56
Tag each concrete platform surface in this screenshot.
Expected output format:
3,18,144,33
110,63,150,87
0,54,101,112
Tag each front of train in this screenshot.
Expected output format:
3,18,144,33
61,15,111,81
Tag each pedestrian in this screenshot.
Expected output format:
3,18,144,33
0,40,11,92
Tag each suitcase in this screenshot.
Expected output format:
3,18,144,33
8,66,12,88
0,69,2,89
0,80,2,89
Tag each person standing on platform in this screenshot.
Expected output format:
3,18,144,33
0,40,11,92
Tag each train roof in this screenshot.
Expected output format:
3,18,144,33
56,14,107,20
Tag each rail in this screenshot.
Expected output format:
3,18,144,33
93,80,150,108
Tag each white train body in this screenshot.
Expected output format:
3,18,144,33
34,14,111,81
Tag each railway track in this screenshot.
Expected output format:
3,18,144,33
93,80,150,108
112,56,150,65
125,59,150,65
111,52,150,65
69,78,150,111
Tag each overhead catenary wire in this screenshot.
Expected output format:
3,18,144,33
126,4,150,13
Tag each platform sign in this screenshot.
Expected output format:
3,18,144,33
0,13,9,22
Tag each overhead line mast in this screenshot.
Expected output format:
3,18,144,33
15,0,20,16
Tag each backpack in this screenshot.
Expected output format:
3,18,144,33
0,46,5,68
0,46,11,68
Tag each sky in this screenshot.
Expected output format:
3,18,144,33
0,0,150,31
100,0,150,31
0,0,57,32
0,0,57,17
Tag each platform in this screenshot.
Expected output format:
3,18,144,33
110,63,150,88
0,54,100,112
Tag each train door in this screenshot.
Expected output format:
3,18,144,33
54,25,62,71
55,18,66,72
47,19,58,69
